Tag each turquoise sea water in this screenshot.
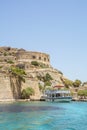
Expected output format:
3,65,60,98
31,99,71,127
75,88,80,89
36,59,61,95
0,101,87,130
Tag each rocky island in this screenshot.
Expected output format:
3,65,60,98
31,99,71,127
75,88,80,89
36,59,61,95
0,46,87,101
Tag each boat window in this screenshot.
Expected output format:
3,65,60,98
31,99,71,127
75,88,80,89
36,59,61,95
52,94,54,97
56,93,60,97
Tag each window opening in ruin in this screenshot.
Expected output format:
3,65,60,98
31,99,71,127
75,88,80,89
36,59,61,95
32,56,36,59
44,58,46,61
39,57,41,60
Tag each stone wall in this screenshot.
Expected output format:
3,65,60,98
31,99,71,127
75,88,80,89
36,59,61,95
22,78,41,100
0,56,16,62
0,47,50,67
0,74,14,101
0,73,41,101
16,51,50,66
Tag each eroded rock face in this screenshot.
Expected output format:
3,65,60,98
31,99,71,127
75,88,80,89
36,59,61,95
0,68,64,101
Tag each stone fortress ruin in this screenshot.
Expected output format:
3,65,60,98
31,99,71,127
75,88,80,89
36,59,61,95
16,49,50,67
0,46,50,70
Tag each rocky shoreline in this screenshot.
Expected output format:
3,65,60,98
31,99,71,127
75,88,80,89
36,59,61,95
0,98,87,103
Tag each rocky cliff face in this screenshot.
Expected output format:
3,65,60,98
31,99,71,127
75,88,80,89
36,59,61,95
0,46,66,101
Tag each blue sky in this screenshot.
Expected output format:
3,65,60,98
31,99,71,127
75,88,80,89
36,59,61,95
0,0,87,82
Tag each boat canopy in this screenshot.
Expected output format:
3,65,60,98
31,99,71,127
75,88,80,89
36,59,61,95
45,90,71,94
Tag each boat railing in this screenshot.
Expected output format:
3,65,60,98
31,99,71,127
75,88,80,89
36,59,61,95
45,90,71,94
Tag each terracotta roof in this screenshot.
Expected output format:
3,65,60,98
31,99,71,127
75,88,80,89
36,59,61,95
53,85,64,88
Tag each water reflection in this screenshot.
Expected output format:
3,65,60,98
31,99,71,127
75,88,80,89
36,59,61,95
0,104,63,113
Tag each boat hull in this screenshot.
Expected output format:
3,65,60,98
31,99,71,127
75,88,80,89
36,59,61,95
46,96,72,102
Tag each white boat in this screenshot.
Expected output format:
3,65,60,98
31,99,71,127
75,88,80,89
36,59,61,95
45,90,72,102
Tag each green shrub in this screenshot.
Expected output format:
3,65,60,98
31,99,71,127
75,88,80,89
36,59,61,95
7,60,14,64
37,73,53,87
44,81,51,86
73,79,82,87
10,66,26,76
4,52,7,56
39,63,49,68
31,61,39,66
78,90,87,96
37,75,42,80
39,84,44,91
43,73,53,82
63,79,73,88
0,66,3,69
21,87,34,99
9,66,26,83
